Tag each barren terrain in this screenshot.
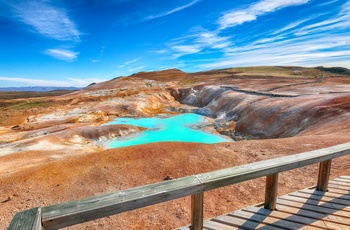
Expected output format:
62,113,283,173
1,66,350,229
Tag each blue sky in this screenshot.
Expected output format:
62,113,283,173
0,0,350,87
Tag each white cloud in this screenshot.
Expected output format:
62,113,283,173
172,45,202,58
251,0,310,13
201,49,350,69
168,0,350,70
128,66,145,72
296,18,350,36
272,17,315,35
218,0,310,29
118,58,141,68
11,1,80,42
212,42,231,49
200,33,350,69
169,30,231,58
317,0,341,7
196,31,231,47
0,76,107,87
45,49,79,62
250,34,289,46
218,11,256,29
153,49,168,54
66,77,108,86
166,0,309,59
146,0,200,20
288,2,350,36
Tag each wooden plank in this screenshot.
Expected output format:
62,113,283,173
176,220,235,230
327,183,350,191
176,226,191,230
264,173,279,210
197,143,350,191
316,160,331,191
333,178,350,185
327,187,350,195
340,175,350,180
42,175,202,230
243,206,328,229
279,195,350,212
298,188,350,201
229,210,305,229
276,201,350,226
268,203,330,222
277,202,349,229
277,197,350,218
289,191,350,206
203,220,237,230
328,180,350,188
8,208,42,230
213,213,285,230
274,202,350,226
191,192,204,230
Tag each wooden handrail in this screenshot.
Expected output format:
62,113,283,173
8,142,350,230
8,208,42,230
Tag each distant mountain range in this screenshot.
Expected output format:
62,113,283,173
0,86,81,92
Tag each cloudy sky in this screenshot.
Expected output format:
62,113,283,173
1,0,349,87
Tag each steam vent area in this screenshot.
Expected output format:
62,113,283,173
2,66,350,229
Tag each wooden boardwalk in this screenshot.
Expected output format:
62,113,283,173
178,176,350,230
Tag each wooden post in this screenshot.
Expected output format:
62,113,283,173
264,173,279,210
317,159,332,191
191,192,204,230
8,207,42,230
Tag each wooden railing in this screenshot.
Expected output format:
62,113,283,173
8,142,350,230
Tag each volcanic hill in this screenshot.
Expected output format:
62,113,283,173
1,66,350,229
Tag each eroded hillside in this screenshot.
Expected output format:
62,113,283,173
1,66,350,229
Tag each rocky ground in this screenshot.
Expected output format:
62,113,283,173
1,66,350,229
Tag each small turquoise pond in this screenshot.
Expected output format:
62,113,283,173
107,113,230,148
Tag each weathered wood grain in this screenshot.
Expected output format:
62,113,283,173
197,142,350,191
280,195,350,212
203,220,236,230
264,173,279,210
298,188,350,200
213,215,272,229
316,160,331,191
42,175,202,229
288,191,350,207
277,197,350,217
191,192,204,230
243,206,328,229
7,207,42,230
327,183,350,191
333,178,350,185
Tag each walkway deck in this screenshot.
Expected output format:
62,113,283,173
178,176,350,230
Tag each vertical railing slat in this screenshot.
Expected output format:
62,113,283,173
264,173,279,210
191,192,204,230
317,159,332,191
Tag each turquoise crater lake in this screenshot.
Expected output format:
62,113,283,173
107,113,230,148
